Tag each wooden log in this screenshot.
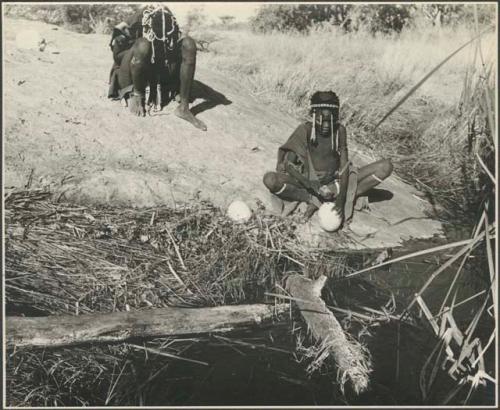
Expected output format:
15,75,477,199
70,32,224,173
286,274,372,394
6,304,287,348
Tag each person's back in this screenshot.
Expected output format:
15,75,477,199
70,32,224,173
107,5,207,130
126,5,177,40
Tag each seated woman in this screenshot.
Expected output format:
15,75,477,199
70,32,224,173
263,90,393,224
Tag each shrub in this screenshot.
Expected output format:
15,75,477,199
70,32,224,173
413,4,496,28
4,4,65,26
250,4,496,35
219,15,236,27
251,4,352,33
349,5,413,34
251,4,415,34
4,4,142,34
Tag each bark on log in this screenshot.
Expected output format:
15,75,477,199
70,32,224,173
286,274,372,394
6,304,287,348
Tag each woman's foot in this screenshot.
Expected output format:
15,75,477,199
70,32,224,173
174,105,207,131
129,93,146,117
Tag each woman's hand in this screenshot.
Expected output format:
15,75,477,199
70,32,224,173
319,184,335,201
277,162,286,173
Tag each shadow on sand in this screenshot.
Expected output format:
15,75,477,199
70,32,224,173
366,188,394,203
190,80,232,116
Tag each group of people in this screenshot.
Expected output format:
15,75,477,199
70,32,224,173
108,5,393,230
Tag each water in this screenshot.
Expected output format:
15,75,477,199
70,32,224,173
135,230,495,406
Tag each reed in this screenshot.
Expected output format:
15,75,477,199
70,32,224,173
4,188,355,406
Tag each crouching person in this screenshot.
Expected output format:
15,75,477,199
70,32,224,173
107,4,206,130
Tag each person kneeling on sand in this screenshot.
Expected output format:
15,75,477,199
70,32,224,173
263,90,393,227
107,4,206,130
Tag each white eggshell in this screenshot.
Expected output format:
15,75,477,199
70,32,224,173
318,202,342,232
227,200,252,223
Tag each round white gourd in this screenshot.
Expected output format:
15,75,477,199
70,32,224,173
227,200,252,223
318,202,342,232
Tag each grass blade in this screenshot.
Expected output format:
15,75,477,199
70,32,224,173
439,211,487,313
402,232,487,316
374,26,494,129
473,5,496,142
128,344,209,366
472,330,495,367
483,213,496,320
434,290,487,321
475,153,496,185
344,236,486,280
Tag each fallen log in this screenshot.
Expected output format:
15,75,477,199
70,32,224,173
286,274,372,394
6,304,287,348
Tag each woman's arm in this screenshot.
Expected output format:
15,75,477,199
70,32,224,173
335,125,349,216
276,124,307,173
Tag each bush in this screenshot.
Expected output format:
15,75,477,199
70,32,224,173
412,4,496,28
251,4,352,33
4,4,142,34
251,4,415,34
4,4,65,26
349,5,413,34
250,4,496,35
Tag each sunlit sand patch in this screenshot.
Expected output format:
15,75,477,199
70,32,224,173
15,29,41,49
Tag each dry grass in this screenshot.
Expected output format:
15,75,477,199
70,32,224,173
5,189,350,315
296,323,372,395
5,188,356,406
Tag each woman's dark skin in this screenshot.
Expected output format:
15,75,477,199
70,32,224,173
263,107,393,220
311,108,393,216
113,7,206,131
309,107,347,214
127,37,206,131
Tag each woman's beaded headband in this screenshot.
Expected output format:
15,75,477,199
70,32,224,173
310,103,339,109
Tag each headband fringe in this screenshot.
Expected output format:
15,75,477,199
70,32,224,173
311,112,316,144
331,113,334,151
310,103,339,109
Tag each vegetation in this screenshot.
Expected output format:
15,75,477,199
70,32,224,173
4,3,496,406
5,187,495,405
5,189,353,405
3,4,141,34
202,15,496,222
219,15,236,26
250,4,496,34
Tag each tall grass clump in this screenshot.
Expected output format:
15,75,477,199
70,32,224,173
202,20,496,222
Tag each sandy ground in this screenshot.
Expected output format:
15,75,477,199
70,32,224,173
4,19,443,249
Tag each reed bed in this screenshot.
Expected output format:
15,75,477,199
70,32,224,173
5,188,356,406
5,188,348,314
6,187,494,404
343,202,496,403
